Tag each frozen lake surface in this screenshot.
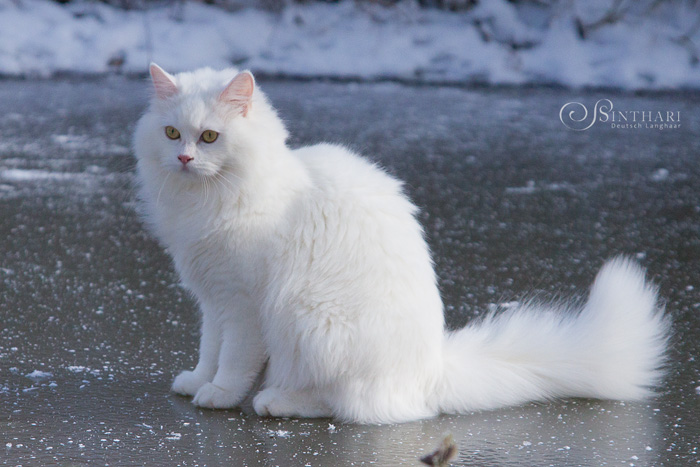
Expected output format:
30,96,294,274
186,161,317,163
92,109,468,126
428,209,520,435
0,78,699,466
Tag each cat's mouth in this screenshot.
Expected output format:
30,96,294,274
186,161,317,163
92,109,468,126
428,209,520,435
175,163,199,176
172,162,220,181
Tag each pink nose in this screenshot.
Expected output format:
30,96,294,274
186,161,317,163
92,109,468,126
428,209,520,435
178,155,193,165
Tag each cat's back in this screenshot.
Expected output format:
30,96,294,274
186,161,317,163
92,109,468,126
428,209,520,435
292,143,410,211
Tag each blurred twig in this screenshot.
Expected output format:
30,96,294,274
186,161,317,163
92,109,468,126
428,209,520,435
575,0,630,40
420,433,458,467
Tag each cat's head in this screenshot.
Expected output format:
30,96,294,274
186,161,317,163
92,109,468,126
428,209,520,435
134,64,287,185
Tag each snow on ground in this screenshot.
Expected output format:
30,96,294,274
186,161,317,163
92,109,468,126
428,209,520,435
0,0,699,89
25,369,53,380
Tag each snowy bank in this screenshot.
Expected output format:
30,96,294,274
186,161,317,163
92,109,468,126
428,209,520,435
1,0,699,90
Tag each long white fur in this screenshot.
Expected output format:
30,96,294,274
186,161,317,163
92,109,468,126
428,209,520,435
133,65,671,424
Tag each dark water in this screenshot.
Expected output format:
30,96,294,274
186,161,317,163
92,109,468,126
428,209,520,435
0,78,698,466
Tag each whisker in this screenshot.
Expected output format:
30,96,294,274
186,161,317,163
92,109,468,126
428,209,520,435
205,174,212,206
199,172,209,208
213,172,239,200
221,166,244,184
156,171,171,207
217,167,243,190
212,173,233,199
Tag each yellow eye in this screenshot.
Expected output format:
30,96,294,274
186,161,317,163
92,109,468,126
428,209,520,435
201,130,219,144
165,126,180,140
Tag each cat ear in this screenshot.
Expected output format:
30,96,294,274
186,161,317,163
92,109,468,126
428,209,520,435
149,63,178,99
219,71,254,117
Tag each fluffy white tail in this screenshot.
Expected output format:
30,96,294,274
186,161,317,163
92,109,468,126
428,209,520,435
437,257,670,414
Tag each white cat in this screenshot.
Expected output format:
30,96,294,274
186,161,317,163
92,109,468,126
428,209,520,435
133,64,670,424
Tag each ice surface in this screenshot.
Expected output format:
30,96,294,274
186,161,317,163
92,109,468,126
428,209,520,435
0,0,698,89
1,78,699,466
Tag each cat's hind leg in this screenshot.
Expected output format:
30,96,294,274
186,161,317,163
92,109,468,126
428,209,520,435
253,387,332,419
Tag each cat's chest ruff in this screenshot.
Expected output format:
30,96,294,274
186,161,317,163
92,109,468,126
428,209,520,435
172,227,271,298
160,200,275,290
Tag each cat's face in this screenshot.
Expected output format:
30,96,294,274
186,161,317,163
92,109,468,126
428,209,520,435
138,64,255,181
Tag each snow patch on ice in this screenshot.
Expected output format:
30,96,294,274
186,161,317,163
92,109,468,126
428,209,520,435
1,169,76,182
505,180,582,195
25,370,53,380
0,166,129,200
51,134,91,149
506,180,537,195
650,168,670,182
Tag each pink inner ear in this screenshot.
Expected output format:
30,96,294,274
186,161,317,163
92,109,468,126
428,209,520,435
150,63,178,99
219,71,254,116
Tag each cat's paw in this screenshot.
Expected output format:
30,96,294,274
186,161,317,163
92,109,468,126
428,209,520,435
252,388,282,417
193,382,242,409
253,388,330,418
171,370,209,397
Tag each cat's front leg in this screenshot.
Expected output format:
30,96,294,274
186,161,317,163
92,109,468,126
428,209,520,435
193,300,266,409
172,304,221,396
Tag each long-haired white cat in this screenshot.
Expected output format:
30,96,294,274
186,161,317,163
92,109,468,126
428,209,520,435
133,64,670,424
